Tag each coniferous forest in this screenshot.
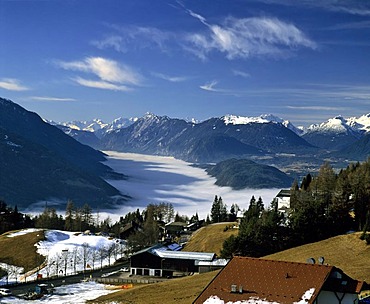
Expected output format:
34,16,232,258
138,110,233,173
220,159,370,258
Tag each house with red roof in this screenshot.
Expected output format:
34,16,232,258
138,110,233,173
194,256,369,304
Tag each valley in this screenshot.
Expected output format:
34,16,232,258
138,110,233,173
102,151,280,220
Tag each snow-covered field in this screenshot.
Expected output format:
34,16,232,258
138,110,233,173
103,151,280,220
1,229,125,285
0,281,116,304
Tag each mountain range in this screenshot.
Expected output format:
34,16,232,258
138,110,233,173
56,112,370,162
1,96,369,209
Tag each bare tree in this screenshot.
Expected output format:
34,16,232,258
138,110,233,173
81,242,91,273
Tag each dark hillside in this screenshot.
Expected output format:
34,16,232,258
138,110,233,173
205,158,293,189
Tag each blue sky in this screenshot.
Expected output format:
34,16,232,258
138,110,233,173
0,0,369,126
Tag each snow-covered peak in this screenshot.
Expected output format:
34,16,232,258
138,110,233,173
307,115,360,135
223,114,271,125
222,114,302,134
346,113,370,133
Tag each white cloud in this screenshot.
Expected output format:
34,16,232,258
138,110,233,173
56,57,142,91
152,72,188,82
0,78,29,91
30,96,76,102
185,12,317,60
92,26,172,53
200,80,219,92
233,69,251,78
74,77,131,92
256,0,370,16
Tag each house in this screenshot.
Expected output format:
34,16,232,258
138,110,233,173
165,221,187,237
119,221,140,239
193,256,368,304
130,243,226,277
274,189,291,213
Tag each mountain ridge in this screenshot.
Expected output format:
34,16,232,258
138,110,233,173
0,97,126,209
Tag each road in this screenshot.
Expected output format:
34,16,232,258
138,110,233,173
6,261,129,297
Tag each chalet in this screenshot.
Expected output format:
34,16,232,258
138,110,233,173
194,257,369,304
119,221,140,239
274,189,291,214
165,221,187,237
130,244,226,277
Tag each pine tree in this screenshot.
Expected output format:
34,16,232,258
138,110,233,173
64,200,75,231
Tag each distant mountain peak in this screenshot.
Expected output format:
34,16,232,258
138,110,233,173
222,114,302,135
307,115,362,135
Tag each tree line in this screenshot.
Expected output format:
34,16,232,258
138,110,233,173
220,159,370,258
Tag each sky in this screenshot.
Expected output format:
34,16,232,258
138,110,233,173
0,0,369,127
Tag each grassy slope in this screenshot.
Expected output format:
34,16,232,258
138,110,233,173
182,222,238,256
0,230,45,271
264,232,370,282
88,270,219,304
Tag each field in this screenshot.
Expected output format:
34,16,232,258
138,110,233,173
0,230,45,272
88,270,219,304
264,232,370,283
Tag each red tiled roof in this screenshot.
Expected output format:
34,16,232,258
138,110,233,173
193,257,365,304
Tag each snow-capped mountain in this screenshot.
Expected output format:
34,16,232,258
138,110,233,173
55,112,369,160
223,114,303,135
302,114,370,150
55,117,138,137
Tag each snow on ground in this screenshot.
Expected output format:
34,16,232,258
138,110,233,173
203,296,280,304
0,281,117,304
202,288,316,304
6,228,42,238
103,151,280,220
0,230,125,285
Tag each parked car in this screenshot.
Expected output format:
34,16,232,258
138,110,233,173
0,288,11,296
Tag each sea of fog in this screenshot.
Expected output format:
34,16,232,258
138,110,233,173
102,151,281,220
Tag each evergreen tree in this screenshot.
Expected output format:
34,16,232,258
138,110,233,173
64,200,75,231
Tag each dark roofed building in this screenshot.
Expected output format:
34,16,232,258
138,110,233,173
194,257,368,304
130,243,226,278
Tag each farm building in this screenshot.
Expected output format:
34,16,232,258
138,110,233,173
193,256,369,304
130,244,226,277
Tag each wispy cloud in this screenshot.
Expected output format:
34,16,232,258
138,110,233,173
151,72,188,82
184,10,317,60
199,80,219,92
232,69,251,78
73,77,131,92
327,20,370,31
0,78,29,91
56,57,142,91
92,26,172,53
256,0,370,16
286,105,345,111
29,96,76,102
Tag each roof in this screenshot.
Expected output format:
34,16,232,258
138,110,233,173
131,243,215,261
194,257,366,304
165,221,187,227
195,259,229,267
154,250,215,261
276,189,291,197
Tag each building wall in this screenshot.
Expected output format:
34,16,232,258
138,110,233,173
276,196,290,209
317,290,359,304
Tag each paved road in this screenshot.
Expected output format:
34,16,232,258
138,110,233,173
6,261,129,297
